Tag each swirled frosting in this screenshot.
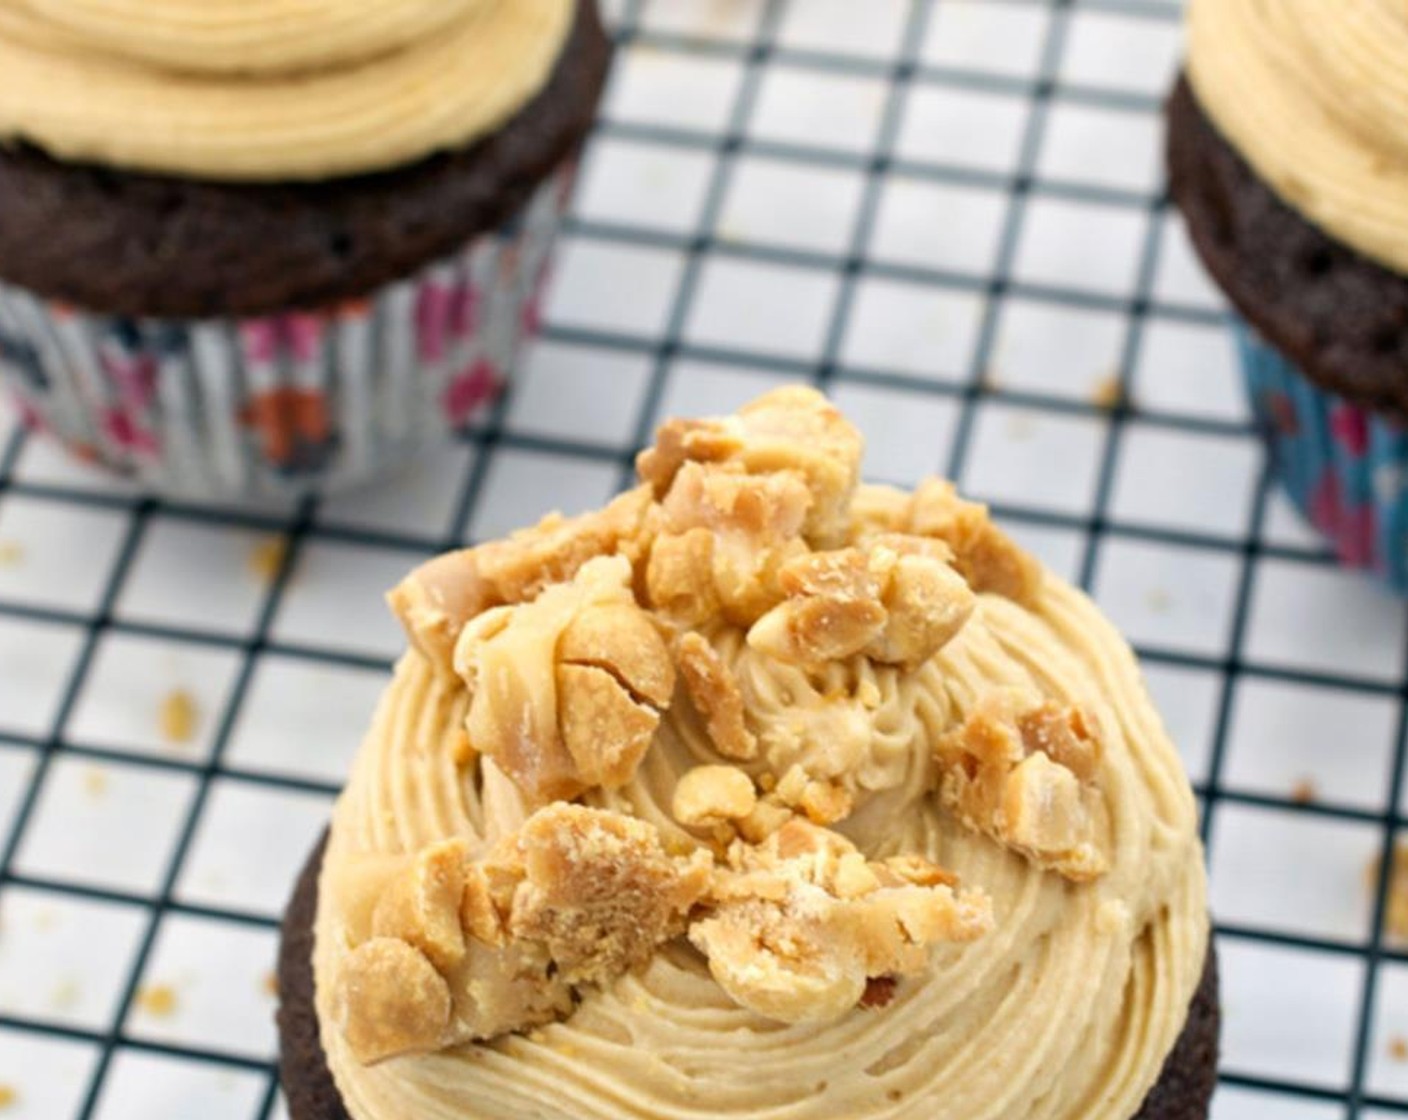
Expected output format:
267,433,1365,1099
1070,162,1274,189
312,387,1209,1120
0,0,575,180
1187,0,1408,275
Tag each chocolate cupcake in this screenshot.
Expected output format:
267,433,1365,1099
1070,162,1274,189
276,387,1218,1120
1167,2,1408,585
0,1,609,496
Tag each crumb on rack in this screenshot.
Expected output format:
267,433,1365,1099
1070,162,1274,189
1371,841,1408,941
263,971,279,998
1289,778,1317,805
248,536,289,584
1090,375,1126,412
159,689,199,746
49,978,79,1011
0,1084,16,1110
1391,1034,1408,1063
0,540,24,568
136,984,179,1017
82,766,109,799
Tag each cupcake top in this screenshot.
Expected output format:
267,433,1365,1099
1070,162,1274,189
0,0,575,180
313,387,1208,1120
1187,0,1408,274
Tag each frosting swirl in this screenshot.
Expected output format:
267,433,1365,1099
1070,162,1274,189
312,388,1209,1120
1187,0,1408,275
0,0,575,180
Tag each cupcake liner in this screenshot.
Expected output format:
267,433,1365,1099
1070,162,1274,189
0,158,575,499
1238,319,1408,588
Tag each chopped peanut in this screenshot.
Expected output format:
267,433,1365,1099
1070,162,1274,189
675,633,758,761
748,543,973,670
371,839,469,972
389,486,653,669
690,821,991,1024
672,765,758,829
645,527,722,629
798,780,854,826
504,804,711,986
935,692,1109,881
333,938,452,1064
339,806,709,1058
656,463,810,626
736,798,794,843
907,480,1043,606
639,385,863,548
457,557,673,803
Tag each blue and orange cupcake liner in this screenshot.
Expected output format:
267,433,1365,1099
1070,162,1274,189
1239,321,1408,589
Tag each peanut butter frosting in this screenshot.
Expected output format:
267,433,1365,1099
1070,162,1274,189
312,387,1209,1120
0,0,575,180
1187,0,1408,276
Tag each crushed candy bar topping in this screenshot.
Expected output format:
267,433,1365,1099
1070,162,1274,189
675,632,759,761
637,385,863,548
672,765,759,829
747,540,975,670
935,692,1110,882
388,486,653,670
851,479,1043,607
335,803,710,1063
322,386,1183,1075
690,820,991,1023
454,556,674,804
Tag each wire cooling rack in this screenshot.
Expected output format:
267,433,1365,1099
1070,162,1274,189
0,1,1405,1117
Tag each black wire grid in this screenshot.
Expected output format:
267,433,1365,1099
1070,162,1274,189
0,1,1404,1116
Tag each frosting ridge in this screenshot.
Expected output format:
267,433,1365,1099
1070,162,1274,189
312,386,1209,1120
1187,0,1408,275
0,0,576,180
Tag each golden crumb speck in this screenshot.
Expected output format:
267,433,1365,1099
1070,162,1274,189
1371,841,1408,941
1090,375,1126,412
137,984,179,1018
0,1084,17,1110
0,540,24,567
248,536,289,584
1392,1035,1408,1063
159,689,199,746
1289,778,1317,805
50,977,80,1011
82,766,109,798
262,971,279,998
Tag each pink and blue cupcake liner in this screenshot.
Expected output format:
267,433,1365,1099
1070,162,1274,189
1239,320,1408,589
0,159,576,500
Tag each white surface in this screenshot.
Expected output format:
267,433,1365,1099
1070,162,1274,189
0,2,1400,1118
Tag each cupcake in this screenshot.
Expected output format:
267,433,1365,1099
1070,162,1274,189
276,386,1218,1120
0,1,609,496
1168,2,1408,584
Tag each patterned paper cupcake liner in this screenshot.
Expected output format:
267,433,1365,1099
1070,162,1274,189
0,159,576,500
1238,320,1408,590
